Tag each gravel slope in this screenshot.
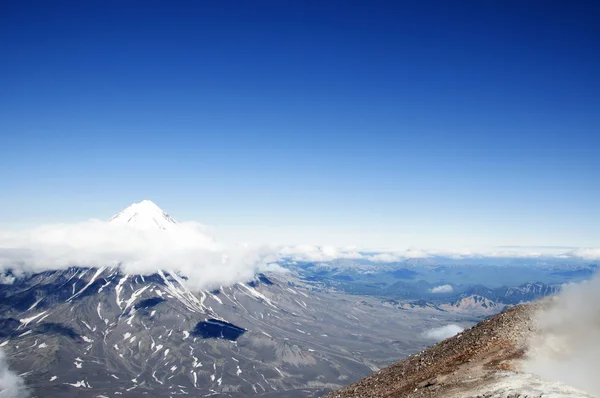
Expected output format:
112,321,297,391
325,300,594,398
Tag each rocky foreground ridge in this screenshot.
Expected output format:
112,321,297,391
325,300,594,398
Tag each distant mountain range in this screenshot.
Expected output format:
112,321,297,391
381,282,562,316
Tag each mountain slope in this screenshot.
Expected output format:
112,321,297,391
1,200,443,397
0,265,469,397
0,267,332,397
325,300,594,398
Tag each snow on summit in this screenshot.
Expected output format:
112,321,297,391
0,199,278,290
108,200,178,231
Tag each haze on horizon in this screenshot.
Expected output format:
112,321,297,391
1,1,598,250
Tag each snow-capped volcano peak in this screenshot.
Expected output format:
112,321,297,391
108,200,178,231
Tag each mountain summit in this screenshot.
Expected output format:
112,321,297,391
108,200,178,231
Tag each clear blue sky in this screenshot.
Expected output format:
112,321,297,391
1,1,598,248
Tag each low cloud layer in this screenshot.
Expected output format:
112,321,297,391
0,220,282,291
568,248,600,260
1,217,599,292
367,247,600,262
523,274,600,396
0,349,28,398
278,245,363,262
431,284,453,294
423,324,464,341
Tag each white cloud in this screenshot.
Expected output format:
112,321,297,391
567,248,600,260
423,324,463,341
367,253,404,263
278,245,362,262
367,249,430,263
0,215,598,292
431,284,453,294
0,273,14,285
0,349,28,398
0,220,282,291
524,274,600,396
367,246,600,262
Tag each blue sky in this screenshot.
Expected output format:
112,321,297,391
1,1,598,248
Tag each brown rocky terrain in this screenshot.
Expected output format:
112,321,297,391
324,300,592,398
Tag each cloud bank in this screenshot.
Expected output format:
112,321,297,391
366,247,600,262
0,349,28,398
278,245,363,262
0,216,598,291
523,274,600,396
0,220,282,291
568,248,600,260
431,284,453,294
423,324,464,341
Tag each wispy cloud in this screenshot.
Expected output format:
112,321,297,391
367,246,600,262
367,249,429,263
278,245,363,262
423,324,463,341
431,284,453,294
0,349,29,398
524,275,600,396
0,273,15,285
567,248,600,260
